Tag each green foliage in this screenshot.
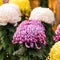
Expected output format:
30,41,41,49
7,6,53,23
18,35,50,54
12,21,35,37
42,22,55,56
42,22,55,46
0,52,4,60
0,24,19,60
13,45,48,60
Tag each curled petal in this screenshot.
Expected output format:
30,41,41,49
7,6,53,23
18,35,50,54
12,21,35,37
19,41,23,44
35,42,41,49
25,43,30,48
12,40,17,44
30,42,34,48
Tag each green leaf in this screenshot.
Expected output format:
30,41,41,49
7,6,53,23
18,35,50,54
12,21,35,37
23,56,29,60
0,25,19,60
0,53,4,60
6,44,14,54
1,36,8,49
0,31,3,38
0,45,3,50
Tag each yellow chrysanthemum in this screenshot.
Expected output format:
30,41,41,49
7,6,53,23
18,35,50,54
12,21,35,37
0,0,3,5
9,0,31,13
48,41,60,60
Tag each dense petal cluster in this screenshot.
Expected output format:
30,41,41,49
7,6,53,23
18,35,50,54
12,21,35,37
48,41,60,60
12,20,46,49
9,0,31,13
29,7,55,25
0,3,21,25
53,24,60,42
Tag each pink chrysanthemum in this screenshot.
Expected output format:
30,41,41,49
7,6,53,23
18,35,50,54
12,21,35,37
53,24,60,42
12,20,46,49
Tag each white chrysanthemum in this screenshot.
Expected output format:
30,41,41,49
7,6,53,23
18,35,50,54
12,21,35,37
29,7,55,25
0,3,21,25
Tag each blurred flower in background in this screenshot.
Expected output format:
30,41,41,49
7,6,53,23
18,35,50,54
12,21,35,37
3,0,9,3
0,0,3,5
0,0,9,5
9,0,31,15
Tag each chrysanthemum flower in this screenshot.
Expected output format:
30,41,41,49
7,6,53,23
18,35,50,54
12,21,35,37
9,0,31,14
53,24,60,42
48,41,60,60
12,20,46,49
0,3,21,25
29,7,55,25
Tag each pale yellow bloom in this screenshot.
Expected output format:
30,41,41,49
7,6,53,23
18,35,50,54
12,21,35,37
48,41,60,60
9,0,31,13
0,0,3,5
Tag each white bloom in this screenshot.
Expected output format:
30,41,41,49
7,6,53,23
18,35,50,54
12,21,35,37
29,7,55,25
0,3,21,25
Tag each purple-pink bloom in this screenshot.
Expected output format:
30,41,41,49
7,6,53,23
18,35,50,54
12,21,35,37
54,24,60,42
12,20,46,49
